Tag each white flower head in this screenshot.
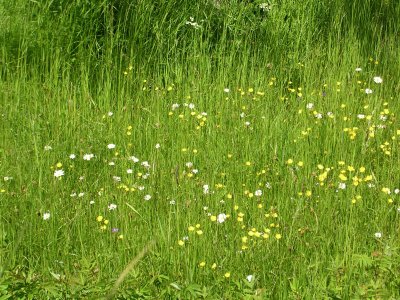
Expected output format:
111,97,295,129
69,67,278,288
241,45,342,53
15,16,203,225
130,156,139,163
83,154,94,161
69,154,76,159
141,161,150,168
44,145,52,151
306,103,314,110
107,144,116,149
43,212,51,220
355,67,362,72
155,143,160,149
373,76,383,84
127,169,133,174
374,232,382,238
54,169,64,178
246,275,254,282
108,111,113,117
255,190,262,197
365,88,373,94
171,103,180,110
217,213,227,223
338,182,346,190
203,184,209,194
144,194,152,201
108,203,117,211
224,88,230,93
357,114,365,119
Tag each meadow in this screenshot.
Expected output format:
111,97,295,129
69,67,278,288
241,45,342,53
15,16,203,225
1,0,400,298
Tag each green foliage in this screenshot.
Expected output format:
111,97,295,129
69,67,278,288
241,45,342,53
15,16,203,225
1,0,400,298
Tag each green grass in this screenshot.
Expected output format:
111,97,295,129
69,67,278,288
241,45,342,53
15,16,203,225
1,0,400,298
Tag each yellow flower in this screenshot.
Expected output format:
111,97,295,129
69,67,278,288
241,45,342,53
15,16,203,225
178,240,184,246
305,190,312,197
210,216,217,222
188,226,195,231
211,263,217,269
56,162,62,168
118,234,123,240
196,230,203,235
96,216,103,222
199,261,206,267
287,159,293,165
224,272,231,278
275,233,282,240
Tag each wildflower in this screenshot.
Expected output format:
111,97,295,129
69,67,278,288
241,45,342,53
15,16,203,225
43,212,51,220
306,103,314,110
144,194,152,201
203,184,209,194
275,233,282,240
69,154,76,159
44,145,52,151
107,144,116,149
83,154,94,161
217,213,227,223
365,88,373,94
89,200,95,205
199,261,206,267
255,190,262,197
374,232,382,238
127,169,133,174
224,88,230,93
130,156,139,163
355,67,362,72
108,203,117,211
118,234,123,240
96,216,103,222
141,161,150,168
54,169,64,178
178,240,184,246
224,272,231,278
155,143,160,149
211,263,217,269
169,200,176,205
246,275,254,282
373,76,383,84
78,192,84,197
112,228,119,233
108,112,113,117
